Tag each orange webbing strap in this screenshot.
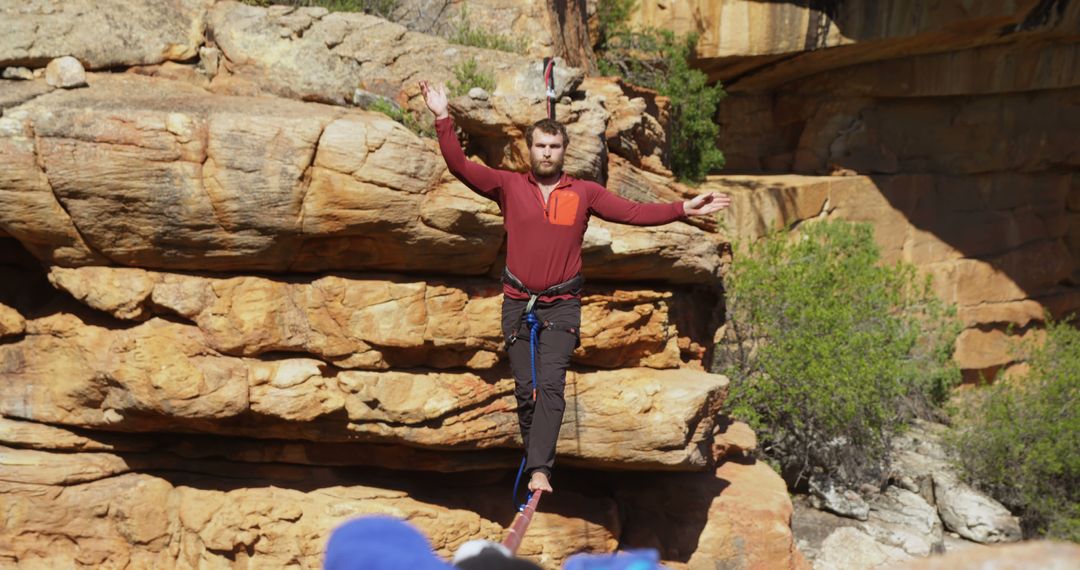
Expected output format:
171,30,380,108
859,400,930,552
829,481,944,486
502,489,543,555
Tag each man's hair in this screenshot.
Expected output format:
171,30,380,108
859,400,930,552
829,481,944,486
525,119,569,148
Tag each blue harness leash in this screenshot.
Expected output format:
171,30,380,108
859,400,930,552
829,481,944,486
504,269,584,510
511,305,543,510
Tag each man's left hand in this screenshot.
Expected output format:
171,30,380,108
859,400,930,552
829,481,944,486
683,192,731,216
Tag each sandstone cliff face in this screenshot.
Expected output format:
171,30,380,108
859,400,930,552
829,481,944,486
3,0,1070,567
0,2,800,569
636,0,1080,379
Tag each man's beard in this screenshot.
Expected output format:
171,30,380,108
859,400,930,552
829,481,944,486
531,158,563,178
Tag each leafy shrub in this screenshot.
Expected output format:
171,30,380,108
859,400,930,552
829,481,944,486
595,1,725,183
448,6,527,54
450,59,496,97
366,98,434,138
720,221,960,488
596,0,636,45
240,0,398,18
947,319,1080,540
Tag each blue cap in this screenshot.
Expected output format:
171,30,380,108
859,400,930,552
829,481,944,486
324,516,456,570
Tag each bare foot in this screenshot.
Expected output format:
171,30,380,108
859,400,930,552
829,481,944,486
528,471,553,493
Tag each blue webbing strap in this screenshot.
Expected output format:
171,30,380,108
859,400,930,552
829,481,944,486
511,303,543,509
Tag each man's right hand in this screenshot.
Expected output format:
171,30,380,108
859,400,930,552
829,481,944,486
419,80,449,120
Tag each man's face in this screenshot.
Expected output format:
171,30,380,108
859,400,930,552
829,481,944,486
529,130,566,178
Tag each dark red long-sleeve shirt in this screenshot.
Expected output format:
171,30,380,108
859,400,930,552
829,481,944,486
436,117,685,301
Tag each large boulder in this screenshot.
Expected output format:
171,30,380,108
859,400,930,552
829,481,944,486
932,472,1022,545
614,458,807,570
392,0,554,58
206,2,578,107
0,73,723,282
0,0,212,69
0,302,24,338
861,487,945,557
814,527,913,570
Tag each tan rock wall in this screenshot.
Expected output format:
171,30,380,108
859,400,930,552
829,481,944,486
0,439,800,569
0,308,725,469
45,266,711,373
623,0,1080,378
718,87,1080,175
0,0,212,69
0,2,790,569
630,0,1080,90
0,414,803,569
393,0,555,58
0,73,722,282
713,174,1080,376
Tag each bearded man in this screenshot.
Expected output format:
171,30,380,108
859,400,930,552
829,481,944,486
420,80,729,493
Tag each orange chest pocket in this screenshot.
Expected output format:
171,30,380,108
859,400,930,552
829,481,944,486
548,189,580,226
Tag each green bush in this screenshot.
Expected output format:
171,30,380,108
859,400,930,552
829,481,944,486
947,319,1080,540
720,221,960,487
448,6,527,54
595,1,725,184
240,0,398,18
366,98,434,138
596,0,636,46
450,59,496,97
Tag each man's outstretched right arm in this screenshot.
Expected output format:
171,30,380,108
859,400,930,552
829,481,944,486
421,80,503,202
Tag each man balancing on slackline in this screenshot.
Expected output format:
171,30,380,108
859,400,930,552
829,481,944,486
420,80,730,494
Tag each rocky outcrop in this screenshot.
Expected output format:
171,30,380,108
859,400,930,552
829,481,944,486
0,0,212,69
0,309,726,469
631,0,1080,91
615,457,809,570
1,452,515,568
46,266,710,371
793,421,1026,569
393,0,554,57
631,0,1080,378
0,414,805,569
0,73,719,282
0,4,761,566
0,303,24,338
14,0,1072,568
205,3,572,106
814,527,913,570
861,487,944,558
932,473,1023,544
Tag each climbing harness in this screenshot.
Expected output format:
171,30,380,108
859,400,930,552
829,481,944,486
504,267,584,347
506,268,584,511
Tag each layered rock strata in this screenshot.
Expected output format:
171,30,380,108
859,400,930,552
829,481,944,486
0,2,795,569
0,73,718,281
637,0,1080,378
